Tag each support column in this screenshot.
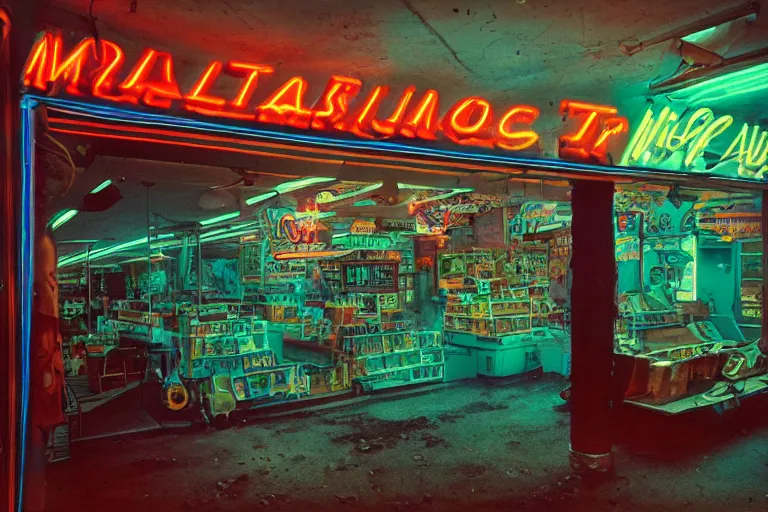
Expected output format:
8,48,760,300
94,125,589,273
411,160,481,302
569,179,617,476
761,190,768,354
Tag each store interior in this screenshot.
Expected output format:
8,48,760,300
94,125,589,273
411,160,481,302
41,127,766,453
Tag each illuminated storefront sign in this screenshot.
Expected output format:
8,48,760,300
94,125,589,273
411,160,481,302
23,31,626,161
264,207,335,259
622,105,768,180
349,219,377,234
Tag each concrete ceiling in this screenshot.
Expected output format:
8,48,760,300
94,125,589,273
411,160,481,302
40,0,768,144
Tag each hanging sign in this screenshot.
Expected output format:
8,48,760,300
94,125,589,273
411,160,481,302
622,104,768,182
378,219,415,232
697,212,761,239
520,202,571,234
23,31,626,162
263,207,340,259
350,219,377,234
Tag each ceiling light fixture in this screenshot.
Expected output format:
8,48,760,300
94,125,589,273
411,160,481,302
49,209,78,231
275,176,336,194
199,211,241,226
245,190,278,206
316,182,383,204
90,179,113,194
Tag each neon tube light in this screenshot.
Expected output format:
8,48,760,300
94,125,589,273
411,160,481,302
273,250,352,260
245,191,277,206
38,96,631,176
23,31,626,162
398,182,453,190
90,179,112,193
35,95,766,185
353,199,377,206
201,227,261,243
316,182,383,204
18,97,36,512
199,211,240,226
49,208,78,230
58,233,176,267
275,176,336,194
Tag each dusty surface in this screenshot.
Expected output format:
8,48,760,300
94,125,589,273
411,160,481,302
46,375,768,512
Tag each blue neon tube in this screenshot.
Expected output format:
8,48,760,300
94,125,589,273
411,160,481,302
31,94,761,185
17,97,37,512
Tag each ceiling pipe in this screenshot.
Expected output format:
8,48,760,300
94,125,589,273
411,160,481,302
619,2,760,56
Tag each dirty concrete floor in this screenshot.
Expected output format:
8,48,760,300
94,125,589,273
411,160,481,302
45,375,768,512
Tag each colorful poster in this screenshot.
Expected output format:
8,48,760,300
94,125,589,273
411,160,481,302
616,236,640,262
697,213,761,239
519,202,571,234
549,229,572,278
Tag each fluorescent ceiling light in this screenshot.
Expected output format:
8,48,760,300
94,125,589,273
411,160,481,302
50,209,78,231
397,183,452,190
245,191,278,206
201,227,261,243
667,62,768,104
353,199,377,207
295,210,336,219
199,211,240,226
59,233,176,267
316,182,383,204
275,176,335,194
90,179,112,194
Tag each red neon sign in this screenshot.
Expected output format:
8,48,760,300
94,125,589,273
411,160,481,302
23,31,627,162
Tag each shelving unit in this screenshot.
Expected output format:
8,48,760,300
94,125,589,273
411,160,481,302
738,240,762,335
180,314,269,379
342,330,444,391
444,291,531,337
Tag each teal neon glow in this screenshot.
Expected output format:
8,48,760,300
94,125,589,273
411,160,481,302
90,179,113,193
275,176,336,194
50,209,78,231
398,183,450,190
89,233,175,261
668,63,768,104
199,211,240,226
295,210,336,220
353,199,377,207
201,228,261,243
316,182,383,203
245,191,278,206
58,233,175,267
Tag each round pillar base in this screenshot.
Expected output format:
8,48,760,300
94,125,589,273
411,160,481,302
569,446,614,478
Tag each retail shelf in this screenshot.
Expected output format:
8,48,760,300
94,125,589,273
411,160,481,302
344,330,411,338
356,348,421,359
628,323,682,331
361,362,443,377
